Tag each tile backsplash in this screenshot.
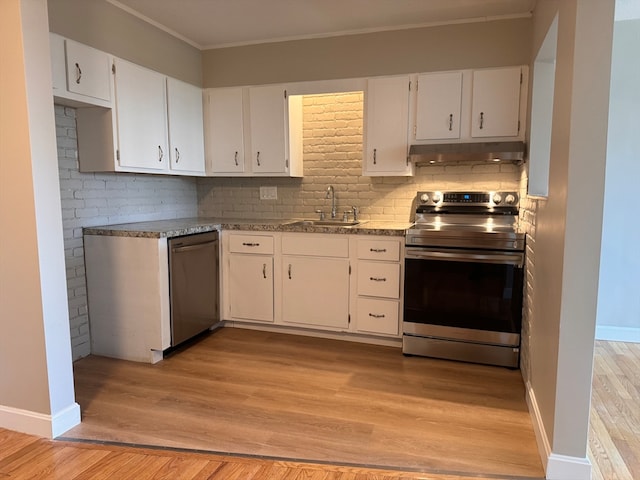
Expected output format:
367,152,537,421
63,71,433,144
198,92,522,222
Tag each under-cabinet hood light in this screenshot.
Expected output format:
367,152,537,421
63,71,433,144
410,141,526,165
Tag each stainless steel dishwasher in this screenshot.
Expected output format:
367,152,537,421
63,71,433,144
168,231,220,347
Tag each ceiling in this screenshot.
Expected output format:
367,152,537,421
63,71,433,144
107,0,537,50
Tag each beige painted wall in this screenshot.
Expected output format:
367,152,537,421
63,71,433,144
202,18,532,87
529,0,614,474
47,0,202,86
0,0,79,436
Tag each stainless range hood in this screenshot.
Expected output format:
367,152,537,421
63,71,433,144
409,141,526,165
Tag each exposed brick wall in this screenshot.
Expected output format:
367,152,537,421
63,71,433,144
198,93,522,221
519,167,538,383
55,105,198,360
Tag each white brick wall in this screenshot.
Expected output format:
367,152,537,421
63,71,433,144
198,92,522,221
55,105,198,360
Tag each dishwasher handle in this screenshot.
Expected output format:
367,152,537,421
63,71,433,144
170,240,218,254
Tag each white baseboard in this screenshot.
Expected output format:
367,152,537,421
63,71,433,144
0,402,80,438
546,453,592,480
595,325,640,342
525,382,551,469
525,382,592,480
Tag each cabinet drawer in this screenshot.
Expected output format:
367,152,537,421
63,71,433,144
356,298,399,336
282,234,349,257
357,239,400,261
357,262,400,298
228,234,274,254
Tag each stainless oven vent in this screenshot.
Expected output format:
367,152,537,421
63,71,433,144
409,141,526,165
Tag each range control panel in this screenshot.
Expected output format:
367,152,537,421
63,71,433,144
417,191,519,207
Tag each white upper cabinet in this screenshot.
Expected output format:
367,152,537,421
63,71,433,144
203,85,302,177
49,33,112,107
249,85,287,174
113,58,169,172
65,39,112,102
471,66,523,138
411,66,527,145
415,71,463,140
364,75,412,176
167,77,205,174
205,87,245,174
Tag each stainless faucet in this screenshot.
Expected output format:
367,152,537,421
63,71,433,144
325,185,337,219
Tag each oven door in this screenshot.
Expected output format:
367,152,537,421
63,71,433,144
403,246,524,347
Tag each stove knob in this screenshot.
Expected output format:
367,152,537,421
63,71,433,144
432,192,442,203
420,193,429,203
493,193,503,205
505,194,516,205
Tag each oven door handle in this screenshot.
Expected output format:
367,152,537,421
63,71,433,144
405,247,523,267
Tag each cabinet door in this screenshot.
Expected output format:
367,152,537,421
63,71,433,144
114,59,169,171
167,77,205,174
415,71,463,140
249,85,288,174
282,256,349,329
205,87,245,174
471,67,522,138
364,76,411,175
229,254,274,322
65,39,112,102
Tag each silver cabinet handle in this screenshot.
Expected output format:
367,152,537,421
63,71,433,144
262,263,267,279
449,113,453,131
175,147,180,163
234,151,238,166
370,248,386,253
242,242,260,247
158,145,164,162
368,313,386,319
479,112,484,130
75,62,82,84
373,148,377,165
256,151,261,166
288,264,292,279
369,277,387,282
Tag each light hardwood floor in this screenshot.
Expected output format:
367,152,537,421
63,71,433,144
0,427,530,480
64,328,543,479
588,340,640,480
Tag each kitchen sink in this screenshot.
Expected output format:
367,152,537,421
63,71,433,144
285,219,363,227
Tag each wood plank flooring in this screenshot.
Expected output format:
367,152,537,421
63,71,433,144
588,340,640,480
0,427,530,480
63,328,543,479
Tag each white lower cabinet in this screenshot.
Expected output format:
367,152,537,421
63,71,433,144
228,254,274,322
281,234,350,330
224,232,275,323
282,256,350,329
353,237,403,337
222,232,403,341
356,298,399,336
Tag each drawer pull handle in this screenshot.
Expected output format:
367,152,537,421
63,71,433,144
288,264,292,279
242,242,260,247
370,277,387,282
369,313,386,319
262,263,267,279
370,248,387,253
75,63,82,84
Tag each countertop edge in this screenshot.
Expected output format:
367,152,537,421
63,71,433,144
83,219,411,238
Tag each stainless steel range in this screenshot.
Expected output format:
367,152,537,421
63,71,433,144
403,191,525,368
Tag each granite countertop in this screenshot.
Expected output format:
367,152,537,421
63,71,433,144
83,217,413,238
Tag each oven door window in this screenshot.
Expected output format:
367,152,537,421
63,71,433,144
404,257,523,334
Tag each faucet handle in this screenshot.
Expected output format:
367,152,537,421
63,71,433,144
315,209,325,221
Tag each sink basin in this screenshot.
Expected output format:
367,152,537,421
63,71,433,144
286,219,362,227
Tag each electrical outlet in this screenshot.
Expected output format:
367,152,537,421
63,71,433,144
259,186,277,200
